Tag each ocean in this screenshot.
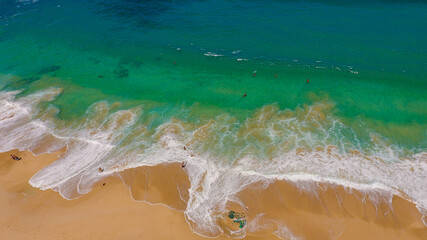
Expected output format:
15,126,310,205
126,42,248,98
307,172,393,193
0,0,426,237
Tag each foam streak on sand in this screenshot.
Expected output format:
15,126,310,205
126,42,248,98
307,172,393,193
0,89,426,239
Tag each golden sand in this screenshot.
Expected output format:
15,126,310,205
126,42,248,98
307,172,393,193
0,149,426,240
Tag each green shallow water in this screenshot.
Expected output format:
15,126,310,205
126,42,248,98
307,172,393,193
0,0,426,149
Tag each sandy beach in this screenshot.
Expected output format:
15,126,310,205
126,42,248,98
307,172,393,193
0,149,425,240
0,150,206,240
0,150,281,240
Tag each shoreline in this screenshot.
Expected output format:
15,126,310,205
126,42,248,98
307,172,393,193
1,149,426,239
2,86,426,214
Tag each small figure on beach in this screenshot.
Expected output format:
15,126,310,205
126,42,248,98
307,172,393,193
10,155,22,161
181,161,187,168
228,210,247,228
98,167,104,172
102,183,106,186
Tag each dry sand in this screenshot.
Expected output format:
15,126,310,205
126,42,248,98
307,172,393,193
0,149,426,240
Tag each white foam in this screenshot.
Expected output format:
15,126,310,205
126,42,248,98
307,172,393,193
0,88,63,153
30,104,142,198
0,90,141,198
204,52,223,57
17,0,38,4
274,224,302,240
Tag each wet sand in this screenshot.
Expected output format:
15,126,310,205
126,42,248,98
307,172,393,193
0,149,426,239
232,180,427,239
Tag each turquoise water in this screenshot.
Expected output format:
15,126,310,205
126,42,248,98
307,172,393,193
0,0,426,236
